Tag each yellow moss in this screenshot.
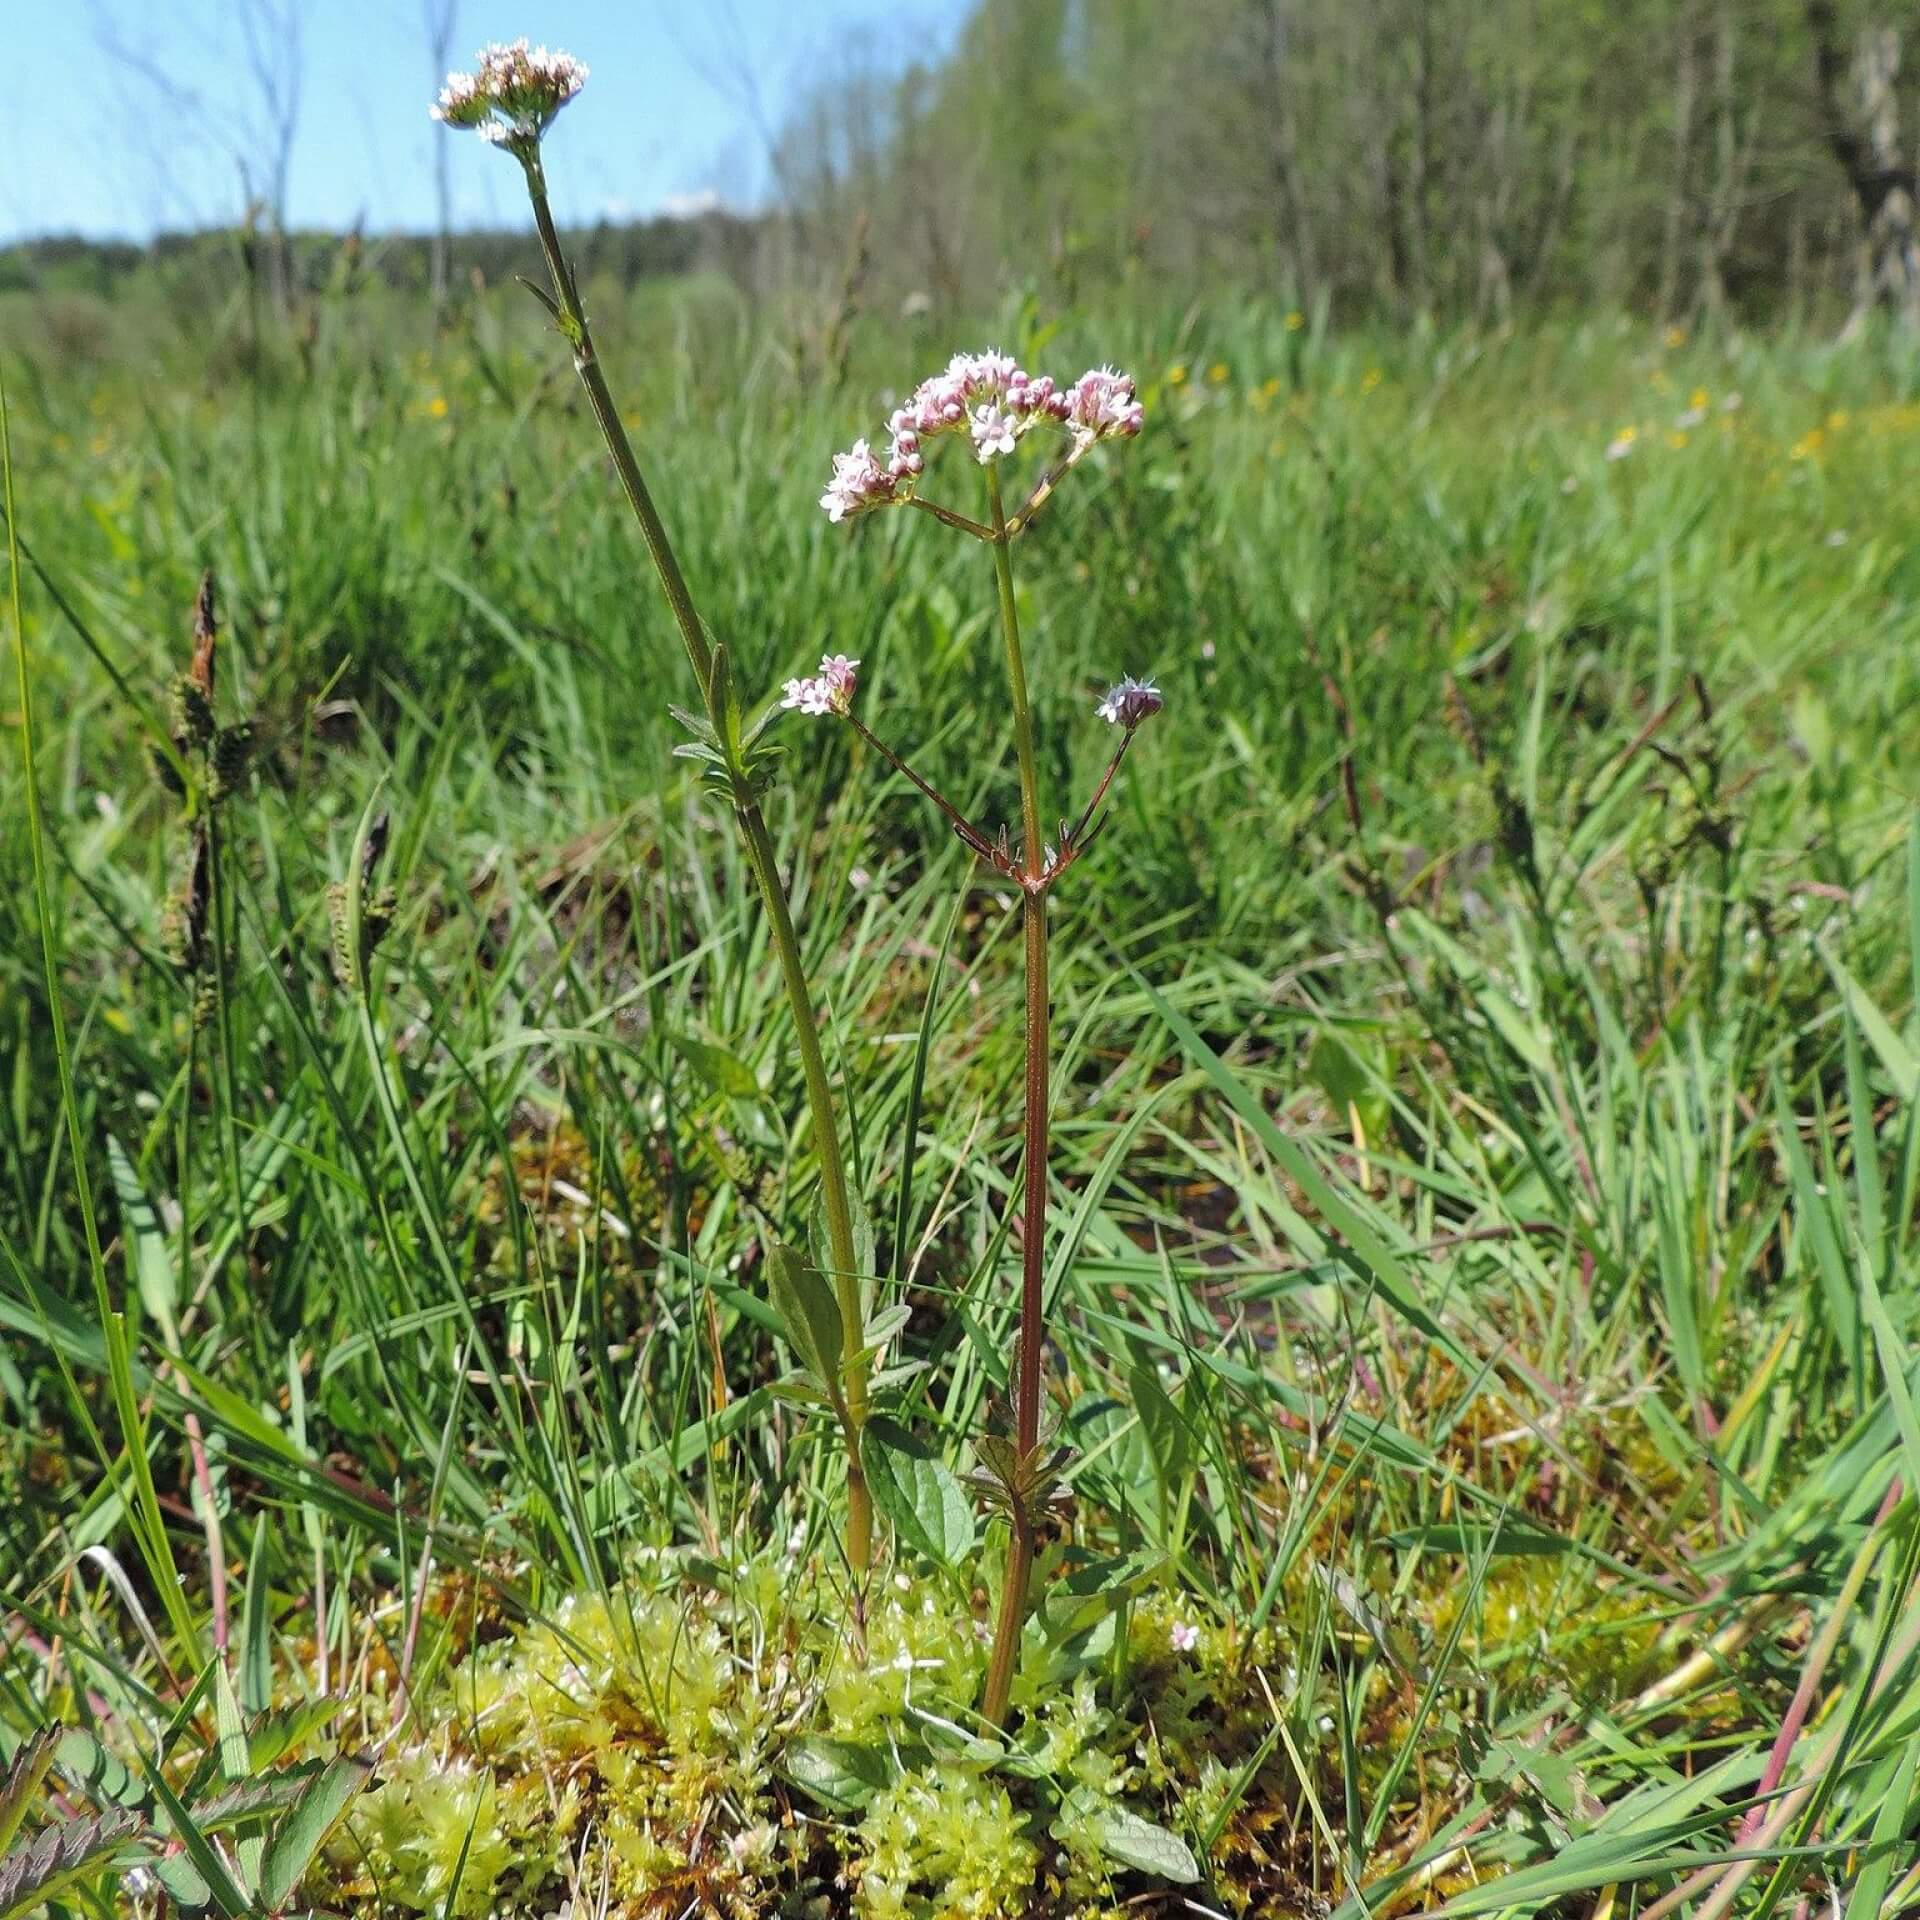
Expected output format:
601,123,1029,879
334,1744,576,1917
856,1767,1040,1920
824,1581,988,1737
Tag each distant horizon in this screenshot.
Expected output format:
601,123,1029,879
4,191,757,255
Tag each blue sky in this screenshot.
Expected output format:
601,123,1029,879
2,0,966,244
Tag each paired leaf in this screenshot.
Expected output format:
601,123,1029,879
966,1434,1074,1525
765,1239,845,1407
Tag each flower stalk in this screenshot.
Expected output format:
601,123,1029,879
524,152,872,1574
980,461,1050,1726
437,44,873,1575
809,347,1153,1726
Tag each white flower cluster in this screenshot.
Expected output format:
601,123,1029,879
431,39,588,148
781,653,859,717
820,350,1144,523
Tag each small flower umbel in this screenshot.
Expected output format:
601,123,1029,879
781,654,859,717
819,349,1142,539
430,40,587,155
813,355,1153,1727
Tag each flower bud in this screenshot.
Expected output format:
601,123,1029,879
1095,676,1163,730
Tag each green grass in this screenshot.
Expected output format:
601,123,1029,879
2,278,1919,1917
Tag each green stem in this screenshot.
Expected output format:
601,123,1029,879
203,808,248,1272
979,464,1052,1727
736,805,870,1571
175,1020,229,1658
986,467,1044,878
522,149,711,686
517,144,871,1571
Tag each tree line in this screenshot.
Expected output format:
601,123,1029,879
18,0,1920,331
769,0,1920,328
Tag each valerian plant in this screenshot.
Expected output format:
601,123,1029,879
433,40,881,1576
433,47,1163,1738
806,351,1158,1725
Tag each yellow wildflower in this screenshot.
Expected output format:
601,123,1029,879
1284,310,1305,332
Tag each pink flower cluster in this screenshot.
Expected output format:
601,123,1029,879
432,39,588,147
886,351,1071,469
820,441,913,525
820,350,1144,524
1068,367,1146,441
781,653,859,717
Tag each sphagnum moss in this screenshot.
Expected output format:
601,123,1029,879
315,1564,1305,1920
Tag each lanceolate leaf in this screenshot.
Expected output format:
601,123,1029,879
242,1699,344,1772
669,1033,763,1102
258,1754,373,1911
780,1737,902,1812
1062,1788,1201,1883
765,1238,845,1406
154,1849,214,1910
1128,1363,1190,1495
810,1189,876,1288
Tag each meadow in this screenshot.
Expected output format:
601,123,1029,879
3,269,1920,1917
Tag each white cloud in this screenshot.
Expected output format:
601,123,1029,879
659,188,724,220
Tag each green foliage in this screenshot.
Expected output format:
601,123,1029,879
862,1417,974,1570
856,1767,1039,1920
3,280,1920,1918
